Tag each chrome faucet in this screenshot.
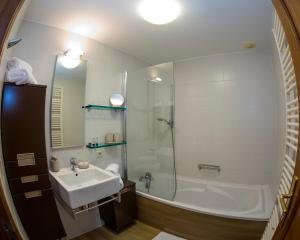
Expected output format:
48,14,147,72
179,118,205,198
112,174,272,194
139,172,153,192
70,157,77,174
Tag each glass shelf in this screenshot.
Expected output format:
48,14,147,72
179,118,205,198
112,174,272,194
83,104,127,110
86,141,127,149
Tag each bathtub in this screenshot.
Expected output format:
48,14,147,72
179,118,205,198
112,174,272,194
135,174,272,221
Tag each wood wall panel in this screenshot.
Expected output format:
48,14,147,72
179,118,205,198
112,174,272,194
137,196,266,240
0,0,23,59
284,0,300,38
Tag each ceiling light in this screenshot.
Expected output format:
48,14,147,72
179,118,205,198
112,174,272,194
138,0,181,25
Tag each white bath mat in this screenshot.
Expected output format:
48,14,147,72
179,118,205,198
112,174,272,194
153,232,186,240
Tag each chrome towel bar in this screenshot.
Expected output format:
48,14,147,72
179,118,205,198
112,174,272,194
198,164,221,172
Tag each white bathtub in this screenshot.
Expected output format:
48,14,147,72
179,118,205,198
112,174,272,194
135,174,272,221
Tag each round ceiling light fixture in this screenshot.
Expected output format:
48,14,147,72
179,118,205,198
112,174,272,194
138,0,181,25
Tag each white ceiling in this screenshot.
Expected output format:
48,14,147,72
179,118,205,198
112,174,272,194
24,0,274,64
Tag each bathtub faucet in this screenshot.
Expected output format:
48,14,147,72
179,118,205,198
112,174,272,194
139,172,153,192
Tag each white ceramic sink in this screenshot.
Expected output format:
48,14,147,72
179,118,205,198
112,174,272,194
50,164,122,209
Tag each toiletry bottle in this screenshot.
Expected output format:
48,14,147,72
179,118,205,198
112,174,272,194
50,156,60,172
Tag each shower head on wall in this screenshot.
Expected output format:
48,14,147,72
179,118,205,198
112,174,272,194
7,37,22,49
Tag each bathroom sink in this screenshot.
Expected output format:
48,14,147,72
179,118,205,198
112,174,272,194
50,164,122,209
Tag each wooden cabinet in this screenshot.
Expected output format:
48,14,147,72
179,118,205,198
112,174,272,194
1,83,66,240
0,197,17,240
99,180,136,232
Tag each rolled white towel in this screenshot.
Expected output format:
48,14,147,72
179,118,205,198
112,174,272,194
118,178,124,189
6,69,29,83
7,58,19,70
7,57,32,72
105,163,120,175
105,164,124,189
6,68,37,85
6,57,37,85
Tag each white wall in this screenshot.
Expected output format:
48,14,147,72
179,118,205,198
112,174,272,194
12,20,147,239
174,50,281,188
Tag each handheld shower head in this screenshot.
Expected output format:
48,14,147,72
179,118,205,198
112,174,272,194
157,118,173,128
157,118,168,123
8,38,22,49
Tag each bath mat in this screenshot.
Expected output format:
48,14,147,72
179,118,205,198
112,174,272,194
153,232,186,240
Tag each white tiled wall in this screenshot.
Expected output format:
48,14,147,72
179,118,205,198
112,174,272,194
174,50,282,188
12,20,147,239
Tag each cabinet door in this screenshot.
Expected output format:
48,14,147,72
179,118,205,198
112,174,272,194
1,84,47,161
114,186,136,231
13,189,65,240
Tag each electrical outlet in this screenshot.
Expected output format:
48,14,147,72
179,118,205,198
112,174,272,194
96,150,103,158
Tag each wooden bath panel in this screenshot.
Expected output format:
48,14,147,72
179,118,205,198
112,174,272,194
137,195,267,240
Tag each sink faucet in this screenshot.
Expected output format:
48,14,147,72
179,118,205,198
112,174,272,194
70,157,77,174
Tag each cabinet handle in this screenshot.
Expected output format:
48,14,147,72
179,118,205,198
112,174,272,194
21,175,39,183
24,190,42,199
3,223,9,232
279,176,298,213
17,153,36,167
120,188,131,194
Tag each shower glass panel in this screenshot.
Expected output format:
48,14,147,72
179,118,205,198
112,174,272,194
127,62,175,200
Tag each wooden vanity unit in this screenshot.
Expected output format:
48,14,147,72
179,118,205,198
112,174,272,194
1,83,66,240
99,180,136,232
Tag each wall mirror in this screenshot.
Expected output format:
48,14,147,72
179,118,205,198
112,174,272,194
50,56,87,149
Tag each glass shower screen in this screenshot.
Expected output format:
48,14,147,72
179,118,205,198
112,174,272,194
127,62,175,201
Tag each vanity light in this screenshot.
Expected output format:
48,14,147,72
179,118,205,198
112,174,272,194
151,77,162,83
138,0,181,25
59,48,84,69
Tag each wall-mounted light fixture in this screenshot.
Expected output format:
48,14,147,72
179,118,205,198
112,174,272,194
150,77,162,83
59,48,84,69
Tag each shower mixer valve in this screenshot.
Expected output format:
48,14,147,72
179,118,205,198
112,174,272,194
139,172,154,192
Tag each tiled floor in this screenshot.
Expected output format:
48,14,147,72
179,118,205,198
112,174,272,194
72,221,161,240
